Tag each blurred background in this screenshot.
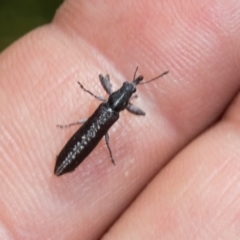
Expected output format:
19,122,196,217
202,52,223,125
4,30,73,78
0,0,63,52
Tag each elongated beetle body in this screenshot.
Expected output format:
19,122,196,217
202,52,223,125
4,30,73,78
54,68,168,176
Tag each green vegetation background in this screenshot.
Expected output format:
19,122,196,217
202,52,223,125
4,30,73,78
0,0,63,52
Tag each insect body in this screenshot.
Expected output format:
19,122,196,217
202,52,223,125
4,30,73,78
54,68,168,176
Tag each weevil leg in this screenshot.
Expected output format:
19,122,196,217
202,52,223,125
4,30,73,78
131,94,138,100
105,132,115,165
57,119,87,129
99,74,112,95
78,82,106,101
126,103,146,116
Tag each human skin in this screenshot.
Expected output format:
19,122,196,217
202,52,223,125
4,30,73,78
0,0,240,239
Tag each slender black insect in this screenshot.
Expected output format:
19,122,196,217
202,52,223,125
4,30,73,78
54,68,168,176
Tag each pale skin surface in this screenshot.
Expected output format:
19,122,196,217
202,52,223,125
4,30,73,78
0,0,240,239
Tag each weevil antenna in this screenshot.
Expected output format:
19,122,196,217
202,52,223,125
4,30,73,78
139,71,169,84
133,66,139,81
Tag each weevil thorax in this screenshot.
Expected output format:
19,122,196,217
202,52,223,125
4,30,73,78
108,75,144,112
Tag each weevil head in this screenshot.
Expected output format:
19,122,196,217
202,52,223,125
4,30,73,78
133,75,144,85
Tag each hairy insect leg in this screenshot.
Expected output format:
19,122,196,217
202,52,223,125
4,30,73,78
78,82,106,101
126,103,146,116
105,132,115,165
99,74,112,95
57,119,87,129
